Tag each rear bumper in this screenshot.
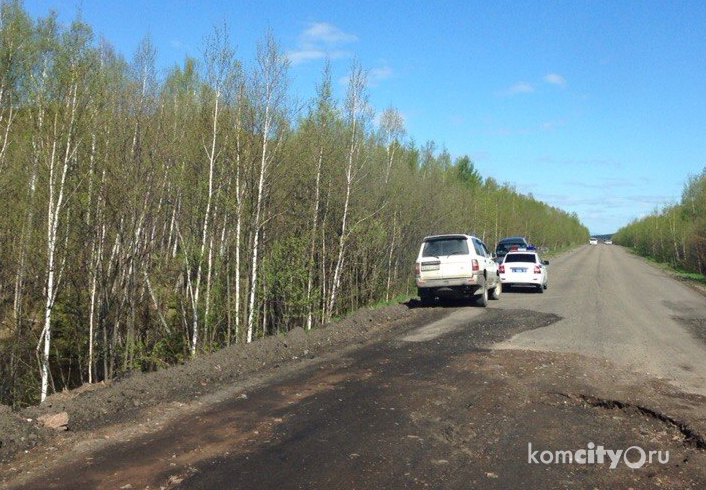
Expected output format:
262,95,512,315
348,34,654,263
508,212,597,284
416,276,478,288
417,275,484,297
499,273,541,285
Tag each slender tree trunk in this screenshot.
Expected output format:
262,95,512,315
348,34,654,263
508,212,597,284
305,147,323,330
39,82,78,402
328,115,358,318
247,109,269,342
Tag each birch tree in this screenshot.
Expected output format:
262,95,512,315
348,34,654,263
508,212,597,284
37,19,92,402
183,26,235,356
305,61,334,330
246,33,288,343
327,61,368,319
379,107,405,185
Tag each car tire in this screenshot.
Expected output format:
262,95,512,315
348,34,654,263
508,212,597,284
475,285,489,307
489,282,501,300
420,291,434,307
536,284,544,294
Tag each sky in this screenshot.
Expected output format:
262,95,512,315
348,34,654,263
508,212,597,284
23,0,706,234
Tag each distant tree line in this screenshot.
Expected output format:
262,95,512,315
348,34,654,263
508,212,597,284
0,2,588,406
614,168,706,272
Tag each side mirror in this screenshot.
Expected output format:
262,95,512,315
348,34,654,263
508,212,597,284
542,260,549,265
490,253,497,259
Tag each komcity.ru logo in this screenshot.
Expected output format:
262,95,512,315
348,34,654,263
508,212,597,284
527,442,669,469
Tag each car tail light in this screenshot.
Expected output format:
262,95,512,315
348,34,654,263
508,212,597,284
414,263,420,276
498,264,505,274
534,265,541,274
472,259,479,272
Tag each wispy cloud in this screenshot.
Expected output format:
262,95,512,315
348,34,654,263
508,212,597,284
287,22,357,65
539,119,565,131
497,73,567,96
369,65,393,82
497,81,535,96
543,73,566,87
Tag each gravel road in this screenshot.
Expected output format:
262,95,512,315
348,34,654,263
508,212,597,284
496,244,706,396
5,245,706,489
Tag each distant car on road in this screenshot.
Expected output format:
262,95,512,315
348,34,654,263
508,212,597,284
494,236,530,263
415,234,501,307
589,238,598,245
604,240,613,245
499,249,548,293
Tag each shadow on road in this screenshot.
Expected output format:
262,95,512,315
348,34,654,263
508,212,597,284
502,285,543,294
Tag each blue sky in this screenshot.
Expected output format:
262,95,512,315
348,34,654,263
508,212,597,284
24,0,706,234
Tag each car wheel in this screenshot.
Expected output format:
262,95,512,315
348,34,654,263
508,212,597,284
490,283,501,300
475,285,489,307
420,291,434,307
536,284,544,294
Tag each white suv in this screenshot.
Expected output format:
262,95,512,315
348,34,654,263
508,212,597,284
415,234,501,307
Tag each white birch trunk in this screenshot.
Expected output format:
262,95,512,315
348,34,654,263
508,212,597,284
40,82,78,401
305,147,323,330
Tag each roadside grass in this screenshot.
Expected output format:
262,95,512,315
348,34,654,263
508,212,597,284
542,244,579,259
327,293,413,324
623,247,706,287
366,293,413,310
535,242,584,261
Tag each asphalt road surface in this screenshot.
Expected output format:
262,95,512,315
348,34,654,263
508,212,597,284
9,245,706,489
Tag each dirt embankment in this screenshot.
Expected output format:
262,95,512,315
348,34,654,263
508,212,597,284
0,301,448,464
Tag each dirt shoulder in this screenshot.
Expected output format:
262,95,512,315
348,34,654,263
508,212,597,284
7,307,706,489
0,301,449,467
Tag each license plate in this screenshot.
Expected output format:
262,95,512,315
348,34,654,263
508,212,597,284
421,264,440,271
511,268,527,273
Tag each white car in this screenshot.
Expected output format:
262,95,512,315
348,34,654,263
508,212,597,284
498,250,548,293
604,240,612,245
589,238,598,245
415,234,501,307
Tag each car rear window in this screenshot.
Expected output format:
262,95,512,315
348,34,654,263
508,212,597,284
504,253,537,263
422,238,469,257
496,241,525,253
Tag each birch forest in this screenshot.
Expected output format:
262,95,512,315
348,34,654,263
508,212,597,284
614,168,706,273
0,3,588,406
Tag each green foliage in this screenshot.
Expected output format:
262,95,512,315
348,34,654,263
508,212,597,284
0,1,589,406
454,155,482,187
261,237,315,333
614,168,706,273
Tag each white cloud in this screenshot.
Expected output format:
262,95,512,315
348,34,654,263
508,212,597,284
497,81,534,96
369,65,393,81
287,22,357,65
289,49,349,65
543,73,566,86
302,22,357,45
